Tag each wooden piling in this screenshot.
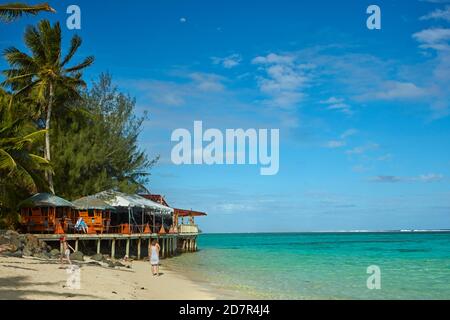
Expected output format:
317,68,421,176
75,239,79,252
96,239,101,254
126,238,130,257
137,238,141,260
111,238,116,259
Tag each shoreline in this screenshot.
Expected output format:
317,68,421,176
162,258,254,300
0,255,224,300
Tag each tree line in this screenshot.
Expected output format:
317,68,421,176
0,3,157,228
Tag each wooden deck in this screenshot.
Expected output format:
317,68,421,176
32,230,199,260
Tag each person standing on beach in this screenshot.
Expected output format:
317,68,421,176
59,236,75,267
149,239,161,276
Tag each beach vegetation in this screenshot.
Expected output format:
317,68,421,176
0,7,157,229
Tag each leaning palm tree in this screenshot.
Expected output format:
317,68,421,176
0,2,55,22
2,20,94,193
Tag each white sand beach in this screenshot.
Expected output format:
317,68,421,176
0,255,218,300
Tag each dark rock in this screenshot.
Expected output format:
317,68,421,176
33,252,50,259
113,261,125,267
5,230,19,237
5,250,23,258
90,253,103,262
50,249,60,257
70,251,84,261
10,237,22,250
22,248,32,257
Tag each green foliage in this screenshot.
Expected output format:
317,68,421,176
0,17,157,226
52,74,158,200
0,2,55,23
2,19,95,192
0,89,50,227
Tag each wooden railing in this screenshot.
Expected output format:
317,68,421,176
178,224,199,234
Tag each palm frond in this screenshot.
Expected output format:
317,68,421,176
65,56,95,73
0,3,56,23
0,149,17,171
61,35,82,67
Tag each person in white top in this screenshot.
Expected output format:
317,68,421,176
149,239,161,276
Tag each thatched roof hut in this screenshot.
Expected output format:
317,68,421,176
19,193,75,208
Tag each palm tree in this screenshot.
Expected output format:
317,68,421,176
0,96,51,196
0,2,55,22
2,20,94,193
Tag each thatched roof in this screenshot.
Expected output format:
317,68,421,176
19,193,75,208
72,196,116,211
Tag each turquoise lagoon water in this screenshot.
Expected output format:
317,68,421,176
167,232,450,299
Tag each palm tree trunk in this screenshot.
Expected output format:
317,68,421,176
45,82,54,194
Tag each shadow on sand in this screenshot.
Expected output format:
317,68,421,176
0,275,98,300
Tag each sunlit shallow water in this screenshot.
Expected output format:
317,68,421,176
166,232,450,299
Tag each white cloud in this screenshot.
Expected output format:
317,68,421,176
180,17,187,23
320,97,353,115
212,54,242,69
340,129,358,139
252,53,295,65
371,81,428,100
346,143,379,155
417,173,444,182
412,28,450,50
189,72,226,92
327,103,353,115
252,53,312,108
376,154,392,161
326,140,346,148
370,173,444,183
320,97,344,104
420,5,450,22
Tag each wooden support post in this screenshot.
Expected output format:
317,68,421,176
111,238,116,259
163,238,166,258
97,239,101,254
75,239,79,252
137,238,141,260
165,238,168,257
126,238,130,257
60,241,63,255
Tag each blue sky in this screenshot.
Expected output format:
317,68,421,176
1,0,450,232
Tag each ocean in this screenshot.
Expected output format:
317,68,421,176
166,232,450,300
